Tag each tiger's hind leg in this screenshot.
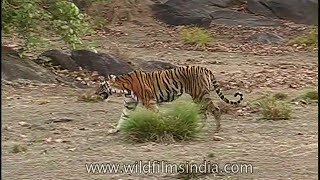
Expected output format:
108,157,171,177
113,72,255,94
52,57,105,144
114,95,139,132
200,94,222,133
197,103,209,129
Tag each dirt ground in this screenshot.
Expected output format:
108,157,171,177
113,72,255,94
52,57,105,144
2,19,319,179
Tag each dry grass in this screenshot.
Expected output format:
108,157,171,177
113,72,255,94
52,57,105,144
303,89,318,101
78,92,104,103
273,92,288,100
260,97,291,120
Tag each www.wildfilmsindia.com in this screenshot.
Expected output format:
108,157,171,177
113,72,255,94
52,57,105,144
85,160,253,175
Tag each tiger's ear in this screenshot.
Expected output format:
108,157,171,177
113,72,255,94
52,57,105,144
107,74,116,81
97,76,105,82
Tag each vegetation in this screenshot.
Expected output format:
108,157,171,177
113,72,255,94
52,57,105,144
260,97,291,120
180,27,213,47
303,89,318,101
291,27,318,47
273,92,288,100
1,0,90,52
78,93,104,103
207,151,216,158
10,144,27,153
91,16,109,31
120,98,202,143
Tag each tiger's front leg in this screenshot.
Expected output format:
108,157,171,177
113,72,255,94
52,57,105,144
145,99,159,112
115,95,139,132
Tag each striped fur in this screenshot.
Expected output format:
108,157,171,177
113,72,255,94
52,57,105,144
96,65,243,132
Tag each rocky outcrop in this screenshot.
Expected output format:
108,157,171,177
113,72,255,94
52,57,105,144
40,50,79,70
138,60,177,71
151,0,214,27
246,0,318,25
71,50,134,77
151,0,281,27
210,9,281,27
1,46,57,83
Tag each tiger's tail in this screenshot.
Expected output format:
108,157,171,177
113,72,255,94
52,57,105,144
211,78,243,105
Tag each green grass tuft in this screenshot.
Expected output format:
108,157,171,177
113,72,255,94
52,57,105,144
120,98,202,143
303,89,318,101
180,27,213,47
260,97,291,120
207,151,216,158
291,27,318,47
11,144,27,154
273,92,288,100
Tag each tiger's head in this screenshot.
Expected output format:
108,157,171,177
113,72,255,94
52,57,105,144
95,74,130,99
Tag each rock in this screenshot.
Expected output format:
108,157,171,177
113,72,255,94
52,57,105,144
246,0,318,25
40,50,79,70
151,0,214,27
45,118,74,124
71,0,92,10
138,60,177,71
213,136,224,141
210,10,281,27
152,0,281,27
209,0,245,8
1,46,57,83
71,50,134,77
246,33,286,44
18,121,30,127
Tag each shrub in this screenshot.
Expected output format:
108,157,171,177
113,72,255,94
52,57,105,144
10,144,27,153
291,27,318,47
303,89,318,101
273,92,288,100
180,27,212,47
120,98,202,143
2,0,90,52
260,97,291,120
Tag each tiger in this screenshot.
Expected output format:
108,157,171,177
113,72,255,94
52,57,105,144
95,65,243,133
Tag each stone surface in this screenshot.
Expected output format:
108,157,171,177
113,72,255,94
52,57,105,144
71,50,134,77
1,46,56,83
152,0,281,27
210,10,281,27
246,33,286,44
151,0,214,27
137,60,177,71
246,0,318,25
40,50,79,70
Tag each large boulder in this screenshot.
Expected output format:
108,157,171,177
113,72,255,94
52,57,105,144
138,60,177,71
151,0,215,27
1,46,56,83
40,50,79,70
152,0,281,27
71,50,134,77
246,0,318,25
208,0,244,8
210,9,281,27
